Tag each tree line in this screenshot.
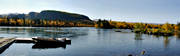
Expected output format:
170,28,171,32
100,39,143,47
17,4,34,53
0,17,94,27
95,19,180,36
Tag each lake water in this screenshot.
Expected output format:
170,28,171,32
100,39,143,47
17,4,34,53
0,27,180,56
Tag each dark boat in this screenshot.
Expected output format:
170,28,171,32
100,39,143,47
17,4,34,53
32,37,66,44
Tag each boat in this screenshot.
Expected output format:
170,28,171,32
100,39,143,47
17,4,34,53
32,37,66,44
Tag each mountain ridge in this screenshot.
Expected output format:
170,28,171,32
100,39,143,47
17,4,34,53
0,10,92,22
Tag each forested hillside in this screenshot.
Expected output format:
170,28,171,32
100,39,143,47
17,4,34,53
0,10,94,27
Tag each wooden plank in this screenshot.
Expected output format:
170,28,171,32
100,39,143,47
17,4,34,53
0,38,15,54
0,38,15,47
15,38,33,41
15,38,35,43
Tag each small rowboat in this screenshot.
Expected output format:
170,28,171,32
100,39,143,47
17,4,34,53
32,37,66,44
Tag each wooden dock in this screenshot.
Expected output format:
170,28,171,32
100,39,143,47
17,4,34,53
0,38,15,54
0,37,71,53
15,38,35,43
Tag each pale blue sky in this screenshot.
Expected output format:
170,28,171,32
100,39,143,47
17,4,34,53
0,0,180,23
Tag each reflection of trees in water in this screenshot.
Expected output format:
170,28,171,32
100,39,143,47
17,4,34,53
97,29,101,34
150,34,171,48
174,32,180,39
0,28,26,34
96,29,113,41
32,43,68,49
152,35,161,38
96,29,112,36
134,33,143,40
26,28,88,38
134,33,143,48
134,33,172,49
0,27,88,38
163,36,170,48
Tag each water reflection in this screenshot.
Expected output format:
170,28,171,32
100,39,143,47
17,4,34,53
163,36,170,48
32,43,69,49
174,32,180,39
134,33,143,48
134,33,173,49
1,27,180,56
134,33,143,40
14,41,70,49
151,34,172,48
14,38,71,49
152,35,161,38
0,27,88,38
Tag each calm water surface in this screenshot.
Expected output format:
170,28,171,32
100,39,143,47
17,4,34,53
0,27,180,56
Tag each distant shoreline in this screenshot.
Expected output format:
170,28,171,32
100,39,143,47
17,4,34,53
0,26,94,28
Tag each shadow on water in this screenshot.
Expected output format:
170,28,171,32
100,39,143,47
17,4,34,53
13,41,71,50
